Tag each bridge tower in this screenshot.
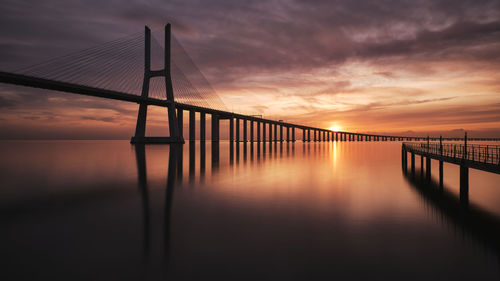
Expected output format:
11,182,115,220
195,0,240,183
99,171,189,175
131,24,184,144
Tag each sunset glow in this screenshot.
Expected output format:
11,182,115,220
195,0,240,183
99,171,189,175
0,1,499,139
329,125,341,132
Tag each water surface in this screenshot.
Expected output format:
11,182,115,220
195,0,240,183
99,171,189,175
1,140,500,280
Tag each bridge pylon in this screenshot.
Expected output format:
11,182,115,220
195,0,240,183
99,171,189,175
131,24,184,144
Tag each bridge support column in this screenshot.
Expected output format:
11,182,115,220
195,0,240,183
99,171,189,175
274,123,277,142
211,115,219,165
235,118,240,142
229,118,234,142
286,126,290,142
292,127,295,142
177,108,183,139
257,121,261,142
200,113,206,141
263,123,267,143
189,110,195,141
308,129,311,142
250,121,254,142
280,125,283,142
243,119,247,142
131,25,183,144
460,165,469,205
211,114,219,142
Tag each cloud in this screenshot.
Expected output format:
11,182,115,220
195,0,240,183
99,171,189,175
0,0,499,138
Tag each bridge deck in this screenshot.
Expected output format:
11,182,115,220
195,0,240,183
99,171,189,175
2,70,500,142
403,142,500,174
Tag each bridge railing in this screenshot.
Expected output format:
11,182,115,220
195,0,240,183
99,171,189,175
403,142,500,166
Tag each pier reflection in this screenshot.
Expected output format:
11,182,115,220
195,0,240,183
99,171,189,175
403,168,500,262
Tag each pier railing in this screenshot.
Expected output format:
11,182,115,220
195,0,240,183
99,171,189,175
403,142,500,166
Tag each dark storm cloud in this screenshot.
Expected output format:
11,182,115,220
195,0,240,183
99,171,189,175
2,0,499,70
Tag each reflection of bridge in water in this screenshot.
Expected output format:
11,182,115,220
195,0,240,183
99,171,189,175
133,140,301,262
402,167,500,263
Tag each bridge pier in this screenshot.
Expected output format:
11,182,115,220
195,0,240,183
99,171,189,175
257,121,261,142
308,129,311,142
250,121,254,142
292,127,295,142
235,118,240,142
189,110,195,141
263,123,267,143
177,108,183,139
286,126,290,142
200,113,206,141
280,125,284,142
243,119,247,142
211,114,219,142
274,123,277,142
229,118,234,142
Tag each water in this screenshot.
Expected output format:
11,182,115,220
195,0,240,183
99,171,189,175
1,140,500,280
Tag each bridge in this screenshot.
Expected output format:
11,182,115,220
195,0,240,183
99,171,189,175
402,136,500,204
1,24,499,144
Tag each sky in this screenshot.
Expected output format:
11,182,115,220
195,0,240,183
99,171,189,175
0,0,499,139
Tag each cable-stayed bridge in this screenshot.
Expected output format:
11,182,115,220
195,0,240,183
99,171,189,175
0,24,497,143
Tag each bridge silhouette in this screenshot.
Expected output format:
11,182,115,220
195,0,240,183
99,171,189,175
1,24,499,144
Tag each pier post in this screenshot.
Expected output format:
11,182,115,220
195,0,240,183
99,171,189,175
426,156,431,182
439,160,443,189
402,146,407,172
189,110,195,141
420,155,424,179
286,126,290,142
411,153,415,175
243,119,247,142
292,127,295,142
200,112,206,141
460,165,469,205
280,125,283,142
308,129,311,142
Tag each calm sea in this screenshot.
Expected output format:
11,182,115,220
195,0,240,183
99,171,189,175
1,140,500,280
